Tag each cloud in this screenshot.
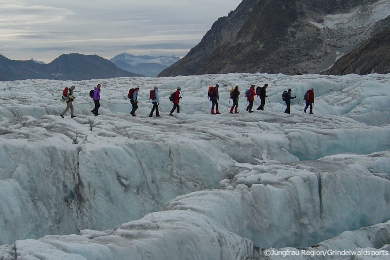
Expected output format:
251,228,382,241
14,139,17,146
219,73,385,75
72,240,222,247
0,0,242,62
0,2,74,26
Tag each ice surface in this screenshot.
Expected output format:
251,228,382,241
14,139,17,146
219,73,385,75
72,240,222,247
0,73,389,259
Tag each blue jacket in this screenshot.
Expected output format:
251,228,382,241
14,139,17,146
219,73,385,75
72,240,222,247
132,91,138,102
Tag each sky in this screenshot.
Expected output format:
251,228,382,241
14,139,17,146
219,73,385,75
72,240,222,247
0,0,242,63
0,73,389,259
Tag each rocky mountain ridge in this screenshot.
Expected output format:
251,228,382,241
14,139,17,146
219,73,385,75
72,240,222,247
158,0,390,76
0,53,141,81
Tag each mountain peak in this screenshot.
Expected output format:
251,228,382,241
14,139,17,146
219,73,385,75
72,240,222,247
159,0,390,76
110,52,180,77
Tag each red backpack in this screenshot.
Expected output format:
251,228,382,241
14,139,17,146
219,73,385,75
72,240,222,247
150,89,156,100
128,88,136,99
62,87,68,97
208,86,215,97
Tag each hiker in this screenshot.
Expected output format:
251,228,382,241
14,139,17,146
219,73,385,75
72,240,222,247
169,87,181,116
208,84,220,114
130,87,140,116
304,88,315,114
284,88,296,114
149,86,160,117
246,85,256,113
229,86,240,114
256,84,268,110
91,84,101,116
60,86,76,118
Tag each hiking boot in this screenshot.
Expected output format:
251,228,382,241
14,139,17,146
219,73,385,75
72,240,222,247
60,114,64,118
211,108,215,115
71,115,76,118
216,109,220,114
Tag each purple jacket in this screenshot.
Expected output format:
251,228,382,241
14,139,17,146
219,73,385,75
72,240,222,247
93,87,100,101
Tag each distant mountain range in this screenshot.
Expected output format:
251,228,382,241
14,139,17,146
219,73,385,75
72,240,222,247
159,0,390,76
0,53,141,81
110,53,180,77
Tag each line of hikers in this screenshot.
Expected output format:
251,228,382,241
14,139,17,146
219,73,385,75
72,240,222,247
59,83,315,118
208,83,314,115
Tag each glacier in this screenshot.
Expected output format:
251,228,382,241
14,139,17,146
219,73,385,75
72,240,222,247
0,73,389,259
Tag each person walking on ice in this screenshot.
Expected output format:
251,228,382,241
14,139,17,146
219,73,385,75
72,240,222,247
208,84,220,114
169,87,182,116
129,87,140,116
304,88,315,114
256,84,268,110
149,86,160,117
60,85,76,118
91,84,101,116
245,85,256,113
229,86,240,114
282,88,296,114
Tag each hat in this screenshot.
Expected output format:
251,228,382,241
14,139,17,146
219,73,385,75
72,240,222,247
215,84,219,88
177,87,181,90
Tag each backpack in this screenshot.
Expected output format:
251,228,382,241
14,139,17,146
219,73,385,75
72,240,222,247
62,87,68,99
208,86,215,97
150,89,156,100
128,88,136,100
89,89,94,98
245,89,252,98
256,86,261,96
304,91,309,100
282,91,288,101
229,88,235,99
169,92,175,101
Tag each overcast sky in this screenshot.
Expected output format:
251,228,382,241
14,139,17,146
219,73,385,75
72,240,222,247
0,0,242,63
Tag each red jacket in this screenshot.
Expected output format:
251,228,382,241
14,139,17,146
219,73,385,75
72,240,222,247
172,90,181,104
305,89,315,103
247,87,256,101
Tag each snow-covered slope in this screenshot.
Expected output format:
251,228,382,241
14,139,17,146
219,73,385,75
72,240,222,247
110,53,180,77
0,73,389,259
